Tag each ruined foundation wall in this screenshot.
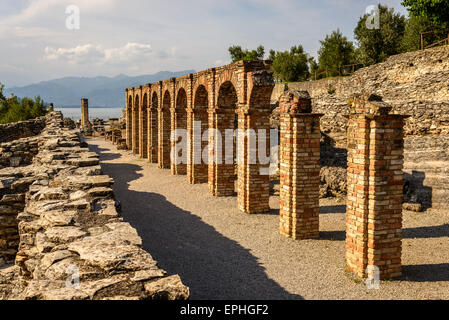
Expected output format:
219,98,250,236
0,112,189,300
271,46,449,207
0,117,46,144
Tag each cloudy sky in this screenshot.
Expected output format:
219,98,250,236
0,0,408,87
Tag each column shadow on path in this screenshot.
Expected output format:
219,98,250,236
88,141,303,300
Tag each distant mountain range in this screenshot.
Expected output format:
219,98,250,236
4,70,195,108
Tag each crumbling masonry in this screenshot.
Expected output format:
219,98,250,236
124,60,408,280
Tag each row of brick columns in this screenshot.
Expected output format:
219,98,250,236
278,90,407,280
125,87,407,280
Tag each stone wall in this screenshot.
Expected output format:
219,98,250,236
271,46,449,208
0,112,189,300
0,117,46,144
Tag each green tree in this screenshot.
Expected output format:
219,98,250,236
228,45,265,62
401,0,449,25
270,45,310,82
317,29,355,77
354,4,406,66
0,82,48,124
401,15,439,52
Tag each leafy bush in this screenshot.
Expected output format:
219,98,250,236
0,83,48,124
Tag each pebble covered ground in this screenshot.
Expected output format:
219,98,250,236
88,137,449,300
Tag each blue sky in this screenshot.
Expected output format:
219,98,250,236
0,0,408,87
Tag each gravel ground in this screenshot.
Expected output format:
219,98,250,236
87,137,449,300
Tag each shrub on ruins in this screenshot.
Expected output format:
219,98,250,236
316,29,355,78
228,45,265,62
354,4,406,66
269,45,311,82
0,83,48,124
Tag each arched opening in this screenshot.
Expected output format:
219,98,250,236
148,92,159,163
127,95,133,150
171,88,188,175
141,93,148,159
133,94,140,154
159,90,171,168
188,85,209,183
211,81,238,196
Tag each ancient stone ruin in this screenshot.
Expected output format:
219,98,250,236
0,112,189,300
123,59,409,280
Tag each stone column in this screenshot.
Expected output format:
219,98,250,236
170,109,188,175
81,98,89,127
187,108,209,184
279,90,322,239
237,108,271,214
208,109,235,196
345,94,408,279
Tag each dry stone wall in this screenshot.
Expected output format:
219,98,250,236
0,112,189,300
271,46,449,208
0,117,46,144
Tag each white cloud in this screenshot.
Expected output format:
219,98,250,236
44,44,104,64
104,42,152,64
44,42,152,65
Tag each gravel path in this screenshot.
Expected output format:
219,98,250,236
87,137,449,300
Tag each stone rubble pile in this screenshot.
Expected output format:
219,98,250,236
0,111,189,300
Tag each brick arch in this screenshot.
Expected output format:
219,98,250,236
159,90,171,168
126,95,133,150
217,81,238,109
193,85,208,109
162,90,171,110
134,94,140,108
132,92,140,154
142,93,148,109
176,87,188,109
215,72,241,107
151,91,158,108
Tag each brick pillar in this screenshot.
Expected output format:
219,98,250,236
237,108,271,213
170,109,188,175
279,91,322,239
126,107,132,150
345,94,408,279
187,108,208,184
81,98,89,127
148,108,158,163
208,109,235,196
139,106,148,159
158,108,171,168
132,106,139,154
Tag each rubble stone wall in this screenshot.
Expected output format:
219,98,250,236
0,117,46,144
0,112,189,300
271,46,449,207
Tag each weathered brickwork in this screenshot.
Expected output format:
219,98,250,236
126,60,275,214
279,91,322,239
345,94,408,279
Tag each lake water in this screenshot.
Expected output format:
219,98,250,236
55,107,123,121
